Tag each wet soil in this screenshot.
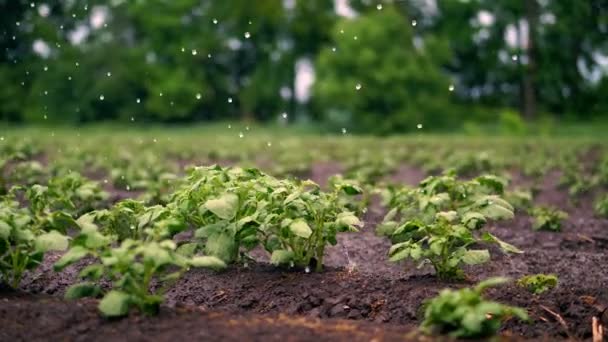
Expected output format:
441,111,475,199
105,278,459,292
3,163,608,341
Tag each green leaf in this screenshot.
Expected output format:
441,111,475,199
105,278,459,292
79,264,104,280
270,249,295,265
65,282,100,299
204,232,237,263
289,220,312,239
482,232,523,254
0,220,11,239
98,290,131,317
176,243,198,257
204,193,239,220
474,276,511,292
35,231,69,252
189,256,226,270
462,249,490,265
54,246,89,271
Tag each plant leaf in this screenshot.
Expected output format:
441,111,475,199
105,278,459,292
35,231,69,252
289,220,312,239
189,256,226,270
204,193,239,220
98,290,131,317
462,249,490,265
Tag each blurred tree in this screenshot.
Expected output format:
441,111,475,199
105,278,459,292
313,7,458,134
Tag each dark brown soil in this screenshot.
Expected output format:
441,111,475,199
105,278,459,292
3,163,608,341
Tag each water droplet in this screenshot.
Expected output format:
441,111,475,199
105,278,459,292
281,112,288,119
305,266,310,273
417,123,423,129
212,18,218,24
159,92,163,97
355,83,362,91
0,136,4,141
238,132,244,138
130,117,135,122
43,114,47,120
331,47,337,52
136,98,141,103
244,32,251,39
75,62,79,67
68,76,72,81
245,126,250,131
227,124,232,129
353,35,358,40
377,4,383,10
43,66,48,71
99,95,105,100
511,55,518,61
411,20,417,26
340,29,344,34
448,84,455,92
207,53,212,58
191,49,197,55
181,47,185,52
153,138,158,143
130,224,135,230
196,93,202,100
44,90,48,95
267,141,272,147
342,128,347,134
228,97,233,103
106,72,111,77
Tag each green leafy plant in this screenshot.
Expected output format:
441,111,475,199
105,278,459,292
421,277,528,338
0,194,68,288
530,206,568,231
594,194,608,218
172,165,363,271
517,274,558,294
382,173,521,279
55,219,225,317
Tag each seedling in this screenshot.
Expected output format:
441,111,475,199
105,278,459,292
517,274,558,294
55,219,225,317
0,193,68,288
421,277,528,338
382,173,521,279
594,194,608,218
530,206,568,231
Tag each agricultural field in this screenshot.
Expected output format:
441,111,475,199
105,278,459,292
1,126,607,341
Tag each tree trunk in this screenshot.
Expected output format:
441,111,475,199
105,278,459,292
522,0,538,119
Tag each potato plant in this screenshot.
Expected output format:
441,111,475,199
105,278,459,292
530,206,568,231
0,193,69,288
517,274,558,294
421,277,528,338
381,173,521,279
55,219,225,317
172,165,363,271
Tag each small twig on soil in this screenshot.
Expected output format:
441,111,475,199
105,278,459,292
592,316,604,342
540,304,571,338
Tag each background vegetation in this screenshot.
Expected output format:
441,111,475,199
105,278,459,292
1,0,607,134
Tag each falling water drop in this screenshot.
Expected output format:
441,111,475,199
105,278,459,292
238,132,244,138
417,123,423,129
411,20,417,26
228,97,233,103
342,128,347,134
191,49,197,55
244,32,251,39
196,93,202,100
377,4,383,10
99,94,105,100
355,83,362,91
449,84,455,92
212,18,218,24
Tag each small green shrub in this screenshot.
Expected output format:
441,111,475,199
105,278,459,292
517,274,558,294
421,277,528,338
530,206,568,231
